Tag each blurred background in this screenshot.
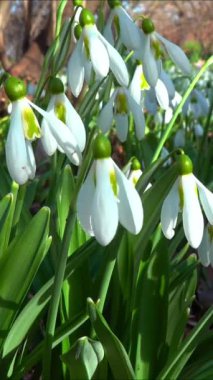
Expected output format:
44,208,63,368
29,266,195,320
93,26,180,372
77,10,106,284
0,0,212,83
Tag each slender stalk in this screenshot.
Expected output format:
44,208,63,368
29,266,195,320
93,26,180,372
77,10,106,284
151,56,213,163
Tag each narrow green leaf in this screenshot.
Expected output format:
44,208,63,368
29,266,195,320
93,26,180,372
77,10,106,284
0,207,50,350
131,238,169,379
158,307,213,380
87,298,135,380
0,193,13,255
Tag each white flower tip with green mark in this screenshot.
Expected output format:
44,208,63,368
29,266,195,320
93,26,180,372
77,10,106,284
77,157,143,246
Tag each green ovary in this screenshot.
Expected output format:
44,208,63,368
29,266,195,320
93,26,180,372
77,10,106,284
22,107,41,140
54,102,66,124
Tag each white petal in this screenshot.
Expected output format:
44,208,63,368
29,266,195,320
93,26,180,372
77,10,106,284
63,94,86,152
28,101,82,166
194,123,203,137
126,91,145,140
129,64,143,105
41,118,58,156
182,174,204,248
91,159,119,246
142,35,159,88
98,32,129,86
174,129,185,148
160,70,175,99
194,89,209,116
114,113,129,142
198,225,211,267
67,37,85,97
114,162,143,234
6,101,31,185
25,141,36,179
98,91,117,133
155,79,169,110
161,179,179,239
195,178,213,224
103,14,115,45
84,25,109,78
83,56,93,84
77,163,95,236
114,7,141,50
165,107,173,124
156,33,191,76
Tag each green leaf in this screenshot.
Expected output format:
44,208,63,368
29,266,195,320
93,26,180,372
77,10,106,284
0,193,13,255
2,239,97,357
158,307,213,380
166,255,197,355
0,207,51,351
87,298,135,380
56,164,75,238
61,337,104,380
131,238,169,379
0,183,19,255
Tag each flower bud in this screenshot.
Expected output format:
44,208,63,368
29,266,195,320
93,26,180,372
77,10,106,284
79,9,95,27
74,24,82,40
131,157,141,171
73,0,83,6
177,153,193,175
93,135,112,159
142,18,155,34
108,0,122,8
4,76,27,101
48,77,64,94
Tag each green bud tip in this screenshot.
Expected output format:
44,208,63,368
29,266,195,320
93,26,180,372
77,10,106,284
4,76,27,101
177,153,193,175
73,0,83,6
108,0,122,9
79,9,95,27
93,135,112,159
48,77,64,94
142,18,155,34
131,157,141,171
74,24,82,40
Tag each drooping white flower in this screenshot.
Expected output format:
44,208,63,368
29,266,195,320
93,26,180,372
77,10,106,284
98,86,145,141
104,0,141,50
183,89,209,118
198,224,213,267
40,78,86,158
68,9,129,97
161,154,213,248
194,122,204,137
77,135,143,246
174,129,185,148
135,17,191,88
4,77,41,184
125,157,152,191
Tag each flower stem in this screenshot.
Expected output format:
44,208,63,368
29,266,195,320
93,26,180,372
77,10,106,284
151,55,213,163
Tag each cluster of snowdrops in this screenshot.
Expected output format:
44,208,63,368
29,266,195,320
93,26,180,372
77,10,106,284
2,0,213,264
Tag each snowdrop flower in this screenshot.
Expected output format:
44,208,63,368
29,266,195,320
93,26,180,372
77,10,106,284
41,77,86,158
165,91,182,124
68,8,129,97
174,129,185,148
77,135,143,246
161,154,213,248
72,0,83,40
98,86,145,141
198,224,213,267
4,77,41,184
194,122,204,137
183,89,209,118
130,63,169,111
125,157,152,191
136,17,191,88
104,0,141,50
